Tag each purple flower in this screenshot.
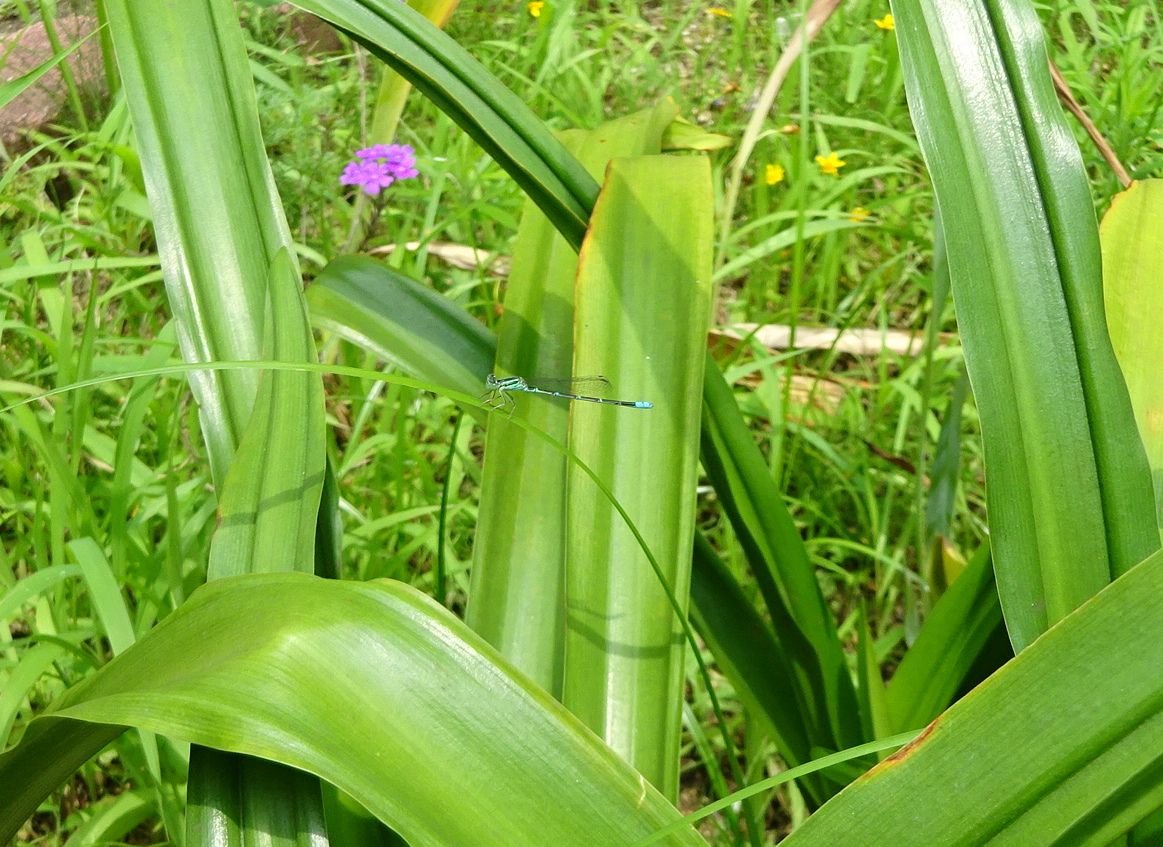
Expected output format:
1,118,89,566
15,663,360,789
339,143,419,196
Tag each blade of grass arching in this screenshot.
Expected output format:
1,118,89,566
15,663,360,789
208,249,325,578
891,0,1159,650
780,547,1163,845
563,155,712,799
713,218,870,284
700,358,863,760
0,566,83,625
67,539,134,655
66,537,175,829
471,102,678,693
66,789,155,847
689,534,829,807
103,0,301,485
885,545,1004,732
293,0,596,248
0,575,708,847
0,643,68,747
1101,179,1163,531
367,1,458,144
0,26,97,110
7,405,98,540
307,255,494,419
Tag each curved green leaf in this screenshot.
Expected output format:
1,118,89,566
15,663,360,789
292,0,597,248
0,26,98,110
307,255,494,414
885,545,1003,732
783,548,1163,844
0,575,706,847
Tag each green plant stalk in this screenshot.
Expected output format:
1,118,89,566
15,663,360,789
37,3,90,134
890,0,1158,650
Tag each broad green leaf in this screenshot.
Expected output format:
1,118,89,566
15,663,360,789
562,155,713,798
292,0,597,248
469,102,679,693
782,548,1163,845
891,0,1158,650
0,575,706,847
103,0,305,485
1101,179,1163,530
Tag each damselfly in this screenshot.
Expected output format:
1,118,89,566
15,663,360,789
483,374,653,413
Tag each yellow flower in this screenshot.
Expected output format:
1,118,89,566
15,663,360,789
707,7,731,17
528,1,545,17
849,206,871,222
765,164,785,185
815,152,846,176
874,13,894,30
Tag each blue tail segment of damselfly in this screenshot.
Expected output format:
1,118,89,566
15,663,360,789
483,374,653,413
